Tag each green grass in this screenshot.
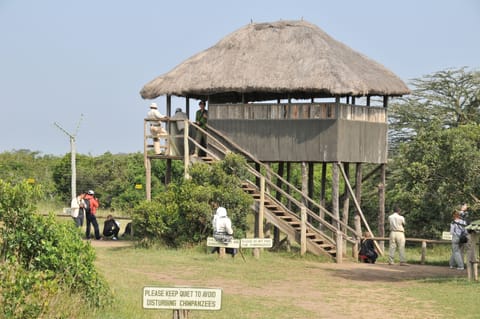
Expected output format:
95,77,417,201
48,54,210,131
83,244,480,319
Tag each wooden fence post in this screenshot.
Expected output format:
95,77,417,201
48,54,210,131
300,205,306,255
421,241,426,265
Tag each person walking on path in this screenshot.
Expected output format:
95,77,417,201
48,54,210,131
84,190,101,240
449,211,467,270
388,206,407,266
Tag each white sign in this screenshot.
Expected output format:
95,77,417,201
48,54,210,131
143,287,222,310
240,238,273,248
207,237,240,248
442,231,452,240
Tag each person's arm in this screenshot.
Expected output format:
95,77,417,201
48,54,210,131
71,198,79,209
225,219,233,235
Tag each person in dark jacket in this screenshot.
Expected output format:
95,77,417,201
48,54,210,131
359,232,378,264
103,214,120,240
84,190,101,240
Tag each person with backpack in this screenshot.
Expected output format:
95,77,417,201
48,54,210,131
449,210,467,270
84,190,101,240
70,192,86,227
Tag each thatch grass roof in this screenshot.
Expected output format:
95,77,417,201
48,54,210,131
140,20,410,102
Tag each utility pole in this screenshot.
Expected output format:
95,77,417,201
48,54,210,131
54,114,83,200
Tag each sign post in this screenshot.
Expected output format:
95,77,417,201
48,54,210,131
143,287,222,318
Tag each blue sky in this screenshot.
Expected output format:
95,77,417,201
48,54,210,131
1,0,479,156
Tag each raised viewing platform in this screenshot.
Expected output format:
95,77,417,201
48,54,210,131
209,102,387,123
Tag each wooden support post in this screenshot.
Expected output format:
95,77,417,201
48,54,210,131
421,241,426,264
300,205,306,256
467,232,478,281
332,162,342,263
219,247,226,258
183,120,190,179
146,158,151,201
378,164,386,251
173,309,190,319
354,163,362,238
254,176,265,259
319,163,327,231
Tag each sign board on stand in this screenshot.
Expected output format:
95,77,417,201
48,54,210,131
240,238,273,248
207,237,240,248
143,287,222,311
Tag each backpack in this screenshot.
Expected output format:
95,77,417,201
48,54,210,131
83,198,91,214
459,231,468,244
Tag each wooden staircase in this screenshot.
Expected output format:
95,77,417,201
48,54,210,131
186,122,357,261
241,181,337,259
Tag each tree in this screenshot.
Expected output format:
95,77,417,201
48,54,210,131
384,68,480,238
389,67,480,151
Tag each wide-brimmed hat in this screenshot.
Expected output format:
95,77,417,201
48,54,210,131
150,103,158,109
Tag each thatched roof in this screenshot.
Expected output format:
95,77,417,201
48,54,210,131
140,20,410,102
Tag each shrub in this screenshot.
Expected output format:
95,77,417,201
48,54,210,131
0,180,112,318
132,153,252,247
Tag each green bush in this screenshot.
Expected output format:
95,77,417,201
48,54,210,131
0,180,112,318
132,153,252,247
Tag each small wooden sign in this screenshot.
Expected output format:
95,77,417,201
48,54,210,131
207,237,240,248
240,238,273,248
442,231,452,240
143,287,221,310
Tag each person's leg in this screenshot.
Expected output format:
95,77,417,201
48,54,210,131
452,239,464,269
113,226,120,238
194,131,202,156
388,233,396,264
199,133,207,157
78,211,84,227
91,215,101,240
398,233,406,263
85,215,92,239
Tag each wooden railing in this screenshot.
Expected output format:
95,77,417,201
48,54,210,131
209,102,387,123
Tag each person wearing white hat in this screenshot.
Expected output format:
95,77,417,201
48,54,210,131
147,102,169,154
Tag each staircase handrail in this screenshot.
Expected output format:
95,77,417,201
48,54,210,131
188,121,360,240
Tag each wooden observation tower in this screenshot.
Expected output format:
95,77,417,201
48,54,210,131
140,20,410,262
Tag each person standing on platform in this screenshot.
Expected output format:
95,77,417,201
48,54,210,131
194,100,208,157
147,102,168,155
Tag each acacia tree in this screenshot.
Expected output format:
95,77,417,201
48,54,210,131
389,67,480,150
386,68,480,238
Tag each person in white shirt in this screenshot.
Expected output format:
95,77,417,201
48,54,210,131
388,206,407,265
70,192,86,227
147,103,168,154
